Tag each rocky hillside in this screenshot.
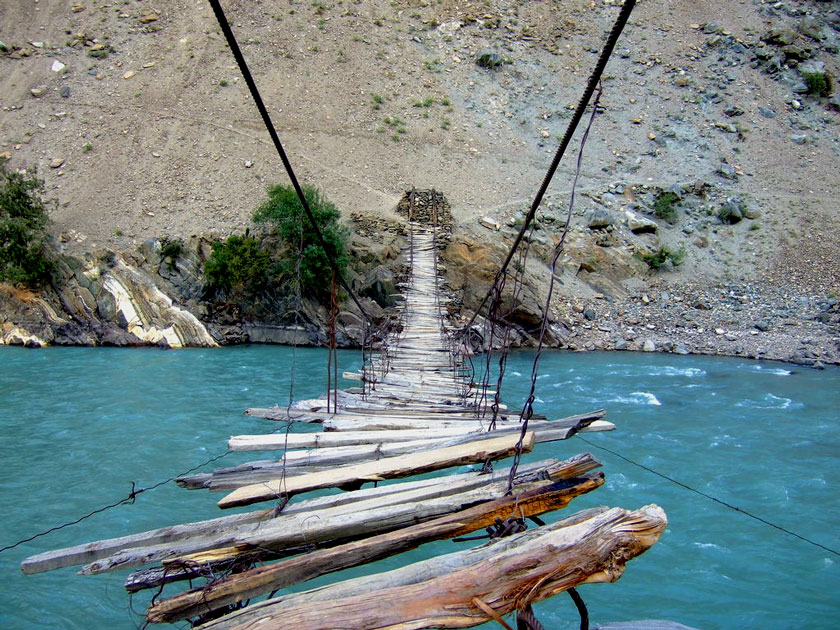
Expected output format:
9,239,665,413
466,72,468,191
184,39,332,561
1,0,838,364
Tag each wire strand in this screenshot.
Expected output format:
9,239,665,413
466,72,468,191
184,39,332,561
576,435,840,558
0,450,232,555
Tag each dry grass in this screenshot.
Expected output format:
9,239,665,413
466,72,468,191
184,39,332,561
0,283,39,304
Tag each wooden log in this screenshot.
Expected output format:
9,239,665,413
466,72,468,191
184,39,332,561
24,459,565,575
243,406,324,422
244,405,541,422
20,508,275,576
217,432,536,509
237,410,606,450
145,472,605,620
190,504,667,630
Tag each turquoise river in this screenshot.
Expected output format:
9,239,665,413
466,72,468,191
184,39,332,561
0,346,837,630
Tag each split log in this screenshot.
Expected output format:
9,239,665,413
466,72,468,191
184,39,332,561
191,504,667,630
319,409,587,431
146,472,606,621
230,410,608,453
20,508,275,576
217,432,536,509
244,406,542,422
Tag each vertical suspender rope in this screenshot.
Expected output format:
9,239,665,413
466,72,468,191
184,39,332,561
206,0,370,324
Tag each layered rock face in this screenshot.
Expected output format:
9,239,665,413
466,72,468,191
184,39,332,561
0,224,407,349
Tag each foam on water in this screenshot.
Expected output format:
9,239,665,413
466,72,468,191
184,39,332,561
626,391,662,406
735,393,802,409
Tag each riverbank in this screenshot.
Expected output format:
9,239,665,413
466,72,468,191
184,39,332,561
545,278,839,367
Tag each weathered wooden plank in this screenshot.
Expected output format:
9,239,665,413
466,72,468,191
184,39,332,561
20,508,275,576
189,504,666,630
321,413,606,433
217,432,536,509
228,427,478,451
227,413,611,463
244,405,537,422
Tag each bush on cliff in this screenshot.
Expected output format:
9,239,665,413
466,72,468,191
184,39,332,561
637,245,686,270
252,184,348,297
0,160,55,287
203,232,270,297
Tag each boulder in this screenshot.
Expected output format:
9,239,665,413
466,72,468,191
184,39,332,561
763,27,798,46
717,200,743,224
588,209,613,230
625,210,658,234
360,267,399,308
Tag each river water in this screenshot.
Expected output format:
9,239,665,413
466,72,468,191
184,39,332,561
0,346,837,630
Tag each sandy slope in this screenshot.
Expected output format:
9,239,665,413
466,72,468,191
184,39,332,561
1,0,838,291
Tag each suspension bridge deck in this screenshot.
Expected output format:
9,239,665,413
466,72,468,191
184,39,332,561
20,209,666,630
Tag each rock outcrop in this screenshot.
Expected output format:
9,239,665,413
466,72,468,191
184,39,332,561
0,223,408,349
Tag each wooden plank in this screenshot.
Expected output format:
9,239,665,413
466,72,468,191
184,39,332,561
226,413,610,464
321,413,605,433
228,427,478,451
20,508,274,576
187,504,666,630
217,432,536,509
244,405,537,422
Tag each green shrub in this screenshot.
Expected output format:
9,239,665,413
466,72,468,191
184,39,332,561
802,70,832,97
203,233,270,297
160,238,183,271
160,239,183,260
253,184,348,296
0,160,55,287
638,245,685,270
653,191,680,223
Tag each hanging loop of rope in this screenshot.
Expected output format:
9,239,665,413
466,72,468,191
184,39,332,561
506,83,604,494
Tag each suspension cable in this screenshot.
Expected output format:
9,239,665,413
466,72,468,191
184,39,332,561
206,0,370,323
460,0,636,334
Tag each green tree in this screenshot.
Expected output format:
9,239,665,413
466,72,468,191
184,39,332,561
0,160,55,287
253,184,348,296
203,233,270,297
